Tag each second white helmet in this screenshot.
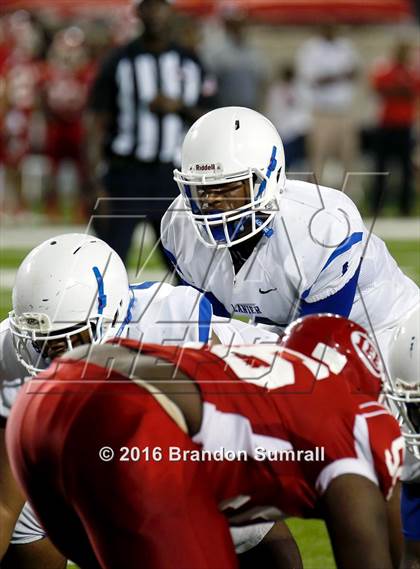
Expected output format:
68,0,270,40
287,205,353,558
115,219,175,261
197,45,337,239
9,233,132,374
174,106,286,247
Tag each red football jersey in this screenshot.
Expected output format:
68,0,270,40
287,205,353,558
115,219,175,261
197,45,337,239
6,340,404,568
0,56,42,165
27,339,401,520
105,341,403,520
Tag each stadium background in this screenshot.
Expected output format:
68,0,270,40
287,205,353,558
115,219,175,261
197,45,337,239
0,0,419,567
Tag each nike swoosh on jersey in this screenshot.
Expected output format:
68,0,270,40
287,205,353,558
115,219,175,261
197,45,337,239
259,288,278,294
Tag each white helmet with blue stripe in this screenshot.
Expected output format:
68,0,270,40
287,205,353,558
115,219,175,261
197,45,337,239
9,233,131,374
174,106,286,247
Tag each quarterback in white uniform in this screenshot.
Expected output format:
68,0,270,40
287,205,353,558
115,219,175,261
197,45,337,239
161,106,419,366
0,233,278,566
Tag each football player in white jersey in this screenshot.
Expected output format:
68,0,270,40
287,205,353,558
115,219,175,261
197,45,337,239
0,233,142,568
386,305,420,568
161,106,419,367
0,233,281,568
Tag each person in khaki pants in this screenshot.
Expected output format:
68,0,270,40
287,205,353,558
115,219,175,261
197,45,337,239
296,24,360,192
308,111,358,190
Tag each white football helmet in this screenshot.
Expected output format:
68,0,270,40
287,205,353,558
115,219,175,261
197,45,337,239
9,234,132,374
386,304,420,458
174,106,286,247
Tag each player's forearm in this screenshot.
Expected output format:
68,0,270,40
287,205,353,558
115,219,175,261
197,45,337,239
387,482,403,568
324,475,395,569
0,503,23,559
0,427,25,560
0,483,25,560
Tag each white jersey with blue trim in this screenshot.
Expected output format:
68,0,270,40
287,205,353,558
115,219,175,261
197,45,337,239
0,283,278,419
119,281,279,346
120,281,214,345
0,319,32,419
161,178,419,359
0,283,210,418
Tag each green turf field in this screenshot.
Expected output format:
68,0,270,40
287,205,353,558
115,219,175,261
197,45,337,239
1,237,419,569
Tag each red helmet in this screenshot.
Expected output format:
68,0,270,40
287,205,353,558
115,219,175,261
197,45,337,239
281,314,384,396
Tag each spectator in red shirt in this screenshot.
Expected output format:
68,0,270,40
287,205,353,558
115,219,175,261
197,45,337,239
0,11,46,217
41,26,95,222
370,41,420,216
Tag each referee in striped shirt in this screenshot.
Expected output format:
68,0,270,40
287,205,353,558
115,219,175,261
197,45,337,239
86,0,215,267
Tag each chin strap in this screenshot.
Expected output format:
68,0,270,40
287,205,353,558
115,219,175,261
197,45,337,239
116,289,135,338
255,217,273,238
229,146,277,243
210,214,274,244
92,266,108,314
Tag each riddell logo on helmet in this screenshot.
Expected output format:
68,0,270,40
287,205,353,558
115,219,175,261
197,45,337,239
351,331,383,378
193,163,222,173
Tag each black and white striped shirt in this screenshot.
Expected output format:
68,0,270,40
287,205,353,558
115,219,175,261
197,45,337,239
89,38,211,164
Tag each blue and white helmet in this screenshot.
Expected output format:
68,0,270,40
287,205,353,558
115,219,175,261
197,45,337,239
174,106,286,247
9,234,131,374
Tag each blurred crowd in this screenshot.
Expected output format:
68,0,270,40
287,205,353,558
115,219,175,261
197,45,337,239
0,8,137,221
0,6,419,224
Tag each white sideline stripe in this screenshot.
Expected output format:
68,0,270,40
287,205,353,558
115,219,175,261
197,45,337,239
0,218,419,249
0,223,158,249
